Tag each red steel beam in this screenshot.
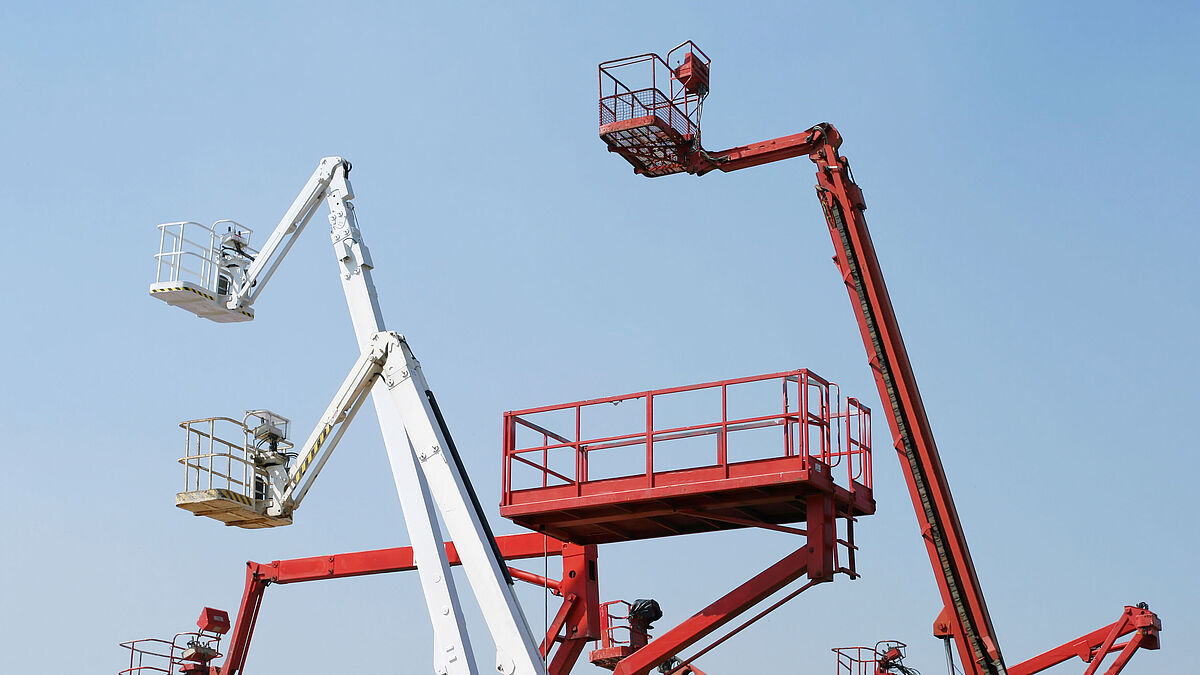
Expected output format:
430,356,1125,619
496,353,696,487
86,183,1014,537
669,578,820,672
1008,606,1160,675
806,123,1004,675
692,123,1163,675
693,133,821,174
218,533,595,675
675,509,808,536
219,567,267,675
611,545,815,675
640,119,1004,674
254,531,558,584
547,543,601,675
509,567,563,595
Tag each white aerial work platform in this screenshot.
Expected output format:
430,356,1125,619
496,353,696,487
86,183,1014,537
174,410,293,528
150,220,256,322
152,157,548,675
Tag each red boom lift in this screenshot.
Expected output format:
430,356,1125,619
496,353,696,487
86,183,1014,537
595,41,1161,675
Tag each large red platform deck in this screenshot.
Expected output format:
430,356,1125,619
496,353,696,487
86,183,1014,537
500,369,873,544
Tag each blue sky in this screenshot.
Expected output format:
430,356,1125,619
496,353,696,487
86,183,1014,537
1,2,1195,674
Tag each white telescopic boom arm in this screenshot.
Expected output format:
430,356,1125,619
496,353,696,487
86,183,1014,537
228,157,348,311
322,161,547,675
223,157,547,675
264,332,394,516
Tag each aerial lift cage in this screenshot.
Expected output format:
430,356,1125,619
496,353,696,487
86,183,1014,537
174,412,294,529
150,220,256,322
589,600,658,670
833,642,909,675
120,608,229,675
598,41,710,177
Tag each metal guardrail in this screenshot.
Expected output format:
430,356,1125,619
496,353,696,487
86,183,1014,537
502,369,871,504
178,414,293,501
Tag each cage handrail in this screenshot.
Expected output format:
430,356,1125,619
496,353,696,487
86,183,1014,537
599,89,695,136
598,41,709,91
154,221,218,289
509,412,802,456
507,369,821,415
596,600,635,649
509,453,576,487
120,632,224,675
177,416,275,498
502,370,871,502
153,220,256,292
598,41,709,141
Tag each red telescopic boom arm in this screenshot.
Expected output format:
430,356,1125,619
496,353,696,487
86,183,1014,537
672,122,1161,675
681,123,1008,675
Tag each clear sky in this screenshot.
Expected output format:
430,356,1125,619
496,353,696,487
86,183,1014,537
1,2,1196,674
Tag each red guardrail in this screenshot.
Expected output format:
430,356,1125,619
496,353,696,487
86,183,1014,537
502,369,871,506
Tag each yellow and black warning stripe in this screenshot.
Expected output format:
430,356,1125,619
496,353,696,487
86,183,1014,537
291,424,333,486
151,285,216,301
210,488,254,506
152,286,254,318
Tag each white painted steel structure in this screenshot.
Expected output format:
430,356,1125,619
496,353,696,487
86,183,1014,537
152,158,547,675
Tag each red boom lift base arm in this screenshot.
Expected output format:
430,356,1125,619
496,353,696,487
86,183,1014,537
217,533,599,675
1008,605,1161,675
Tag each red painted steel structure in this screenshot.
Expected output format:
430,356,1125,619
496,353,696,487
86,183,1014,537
141,508,860,675
129,377,872,675
214,533,599,675
499,369,874,674
501,369,873,545
598,42,710,178
833,641,910,675
121,608,230,675
1006,605,1160,675
589,601,653,669
596,42,1161,675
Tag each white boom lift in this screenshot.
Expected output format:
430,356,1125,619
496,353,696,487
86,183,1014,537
151,157,546,675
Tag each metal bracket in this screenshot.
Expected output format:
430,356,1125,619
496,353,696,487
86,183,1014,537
378,333,414,389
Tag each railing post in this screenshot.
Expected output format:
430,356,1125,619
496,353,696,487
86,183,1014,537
719,384,728,475
500,414,511,507
820,382,830,469
645,394,654,487
782,376,791,458
800,373,810,468
576,404,585,492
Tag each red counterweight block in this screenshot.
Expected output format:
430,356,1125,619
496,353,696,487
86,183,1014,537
197,607,231,635
674,53,709,95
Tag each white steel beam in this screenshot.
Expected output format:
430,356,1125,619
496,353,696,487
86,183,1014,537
325,163,479,675
325,162,546,675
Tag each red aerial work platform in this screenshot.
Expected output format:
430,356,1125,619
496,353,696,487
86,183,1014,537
120,608,230,675
596,40,1161,675
500,369,873,546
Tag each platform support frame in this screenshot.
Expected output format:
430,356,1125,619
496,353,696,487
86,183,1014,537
216,533,599,675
